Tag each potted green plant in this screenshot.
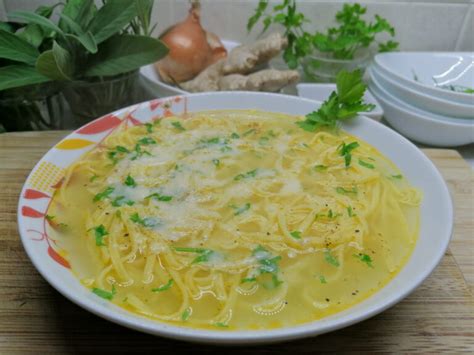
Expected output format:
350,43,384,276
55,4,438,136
0,4,66,132
248,1,398,83
8,0,168,126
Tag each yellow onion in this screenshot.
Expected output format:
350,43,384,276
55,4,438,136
155,2,227,84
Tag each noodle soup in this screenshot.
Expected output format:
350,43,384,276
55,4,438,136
48,110,421,330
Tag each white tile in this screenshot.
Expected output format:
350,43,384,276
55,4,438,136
456,5,474,51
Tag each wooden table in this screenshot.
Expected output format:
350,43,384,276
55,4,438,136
1,132,473,353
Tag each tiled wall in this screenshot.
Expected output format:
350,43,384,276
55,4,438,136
1,0,473,51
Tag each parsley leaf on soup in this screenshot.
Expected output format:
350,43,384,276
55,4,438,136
296,70,374,132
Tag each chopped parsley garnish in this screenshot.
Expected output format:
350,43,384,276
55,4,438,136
241,277,257,283
230,203,251,216
181,308,191,321
391,174,403,179
296,70,375,132
111,196,135,207
259,136,270,145
290,230,302,239
347,206,356,217
171,121,185,131
324,249,340,267
145,193,173,202
45,214,54,221
358,159,375,169
230,132,240,139
214,322,229,328
145,123,153,133
212,159,220,167
234,169,258,181
137,137,156,145
107,145,129,164
90,174,99,182
242,245,283,288
201,137,221,144
124,175,136,187
131,143,152,160
92,224,108,246
326,209,341,219
92,285,116,300
242,128,256,137
130,213,160,228
354,253,374,268
173,247,215,264
152,279,174,292
93,186,114,202
314,164,327,172
319,275,327,284
338,141,359,167
336,186,358,195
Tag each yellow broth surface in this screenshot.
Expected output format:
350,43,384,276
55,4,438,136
48,110,421,330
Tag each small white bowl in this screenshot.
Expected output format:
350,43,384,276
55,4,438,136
296,83,383,120
368,69,474,147
140,40,240,97
18,92,453,344
374,52,474,105
370,65,473,119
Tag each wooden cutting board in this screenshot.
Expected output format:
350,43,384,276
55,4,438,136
0,132,472,353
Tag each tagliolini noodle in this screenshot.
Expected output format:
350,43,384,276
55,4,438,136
49,110,421,330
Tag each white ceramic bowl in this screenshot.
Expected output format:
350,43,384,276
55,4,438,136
374,52,474,105
368,68,474,147
18,92,453,344
140,40,240,97
296,83,384,120
370,65,473,119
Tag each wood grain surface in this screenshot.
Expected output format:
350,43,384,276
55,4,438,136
0,131,473,354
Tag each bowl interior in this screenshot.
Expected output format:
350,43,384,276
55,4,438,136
17,92,453,344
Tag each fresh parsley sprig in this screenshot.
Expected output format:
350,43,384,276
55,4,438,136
297,69,374,132
247,1,398,67
313,3,398,59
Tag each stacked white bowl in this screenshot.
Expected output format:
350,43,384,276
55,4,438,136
368,52,474,147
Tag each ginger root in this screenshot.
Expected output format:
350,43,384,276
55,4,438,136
179,33,299,93
222,33,288,75
180,61,224,92
218,70,299,92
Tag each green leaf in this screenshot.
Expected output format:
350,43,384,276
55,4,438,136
36,41,74,80
0,22,14,32
234,169,258,181
145,193,173,202
171,121,185,131
87,0,137,44
92,224,108,246
92,285,116,300
60,14,98,53
152,279,174,292
358,158,375,169
230,203,251,216
0,64,50,91
0,29,39,64
85,34,168,77
324,249,340,267
354,253,374,268
181,307,191,321
290,231,302,239
8,10,64,37
130,212,160,228
124,174,136,187
336,70,366,104
93,186,115,202
319,275,327,284
60,0,96,31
